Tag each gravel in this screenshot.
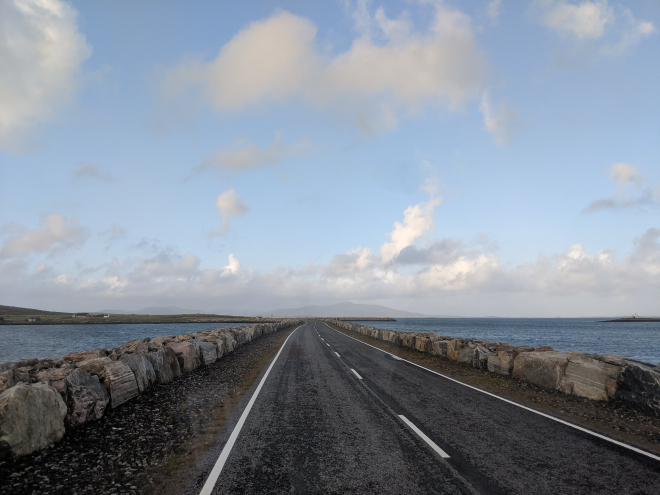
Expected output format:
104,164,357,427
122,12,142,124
0,327,294,495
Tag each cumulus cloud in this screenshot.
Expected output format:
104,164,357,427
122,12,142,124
1,196,658,316
73,163,115,182
381,196,443,263
215,189,250,230
479,88,520,146
0,0,91,151
533,0,655,58
585,163,659,212
0,214,89,258
198,132,310,173
159,4,486,134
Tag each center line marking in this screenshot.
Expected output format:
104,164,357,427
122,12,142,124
351,368,363,379
323,322,660,463
399,415,450,458
335,352,340,357
198,325,301,495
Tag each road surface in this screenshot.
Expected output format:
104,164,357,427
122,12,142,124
186,321,660,494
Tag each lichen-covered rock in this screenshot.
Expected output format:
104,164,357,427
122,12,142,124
12,366,33,384
512,351,570,390
447,339,465,361
473,346,495,370
164,346,182,379
193,341,218,365
36,367,73,396
431,340,448,358
0,383,67,459
98,361,140,408
166,341,199,372
613,361,660,415
457,343,476,364
145,347,175,384
64,368,109,426
0,371,16,393
119,353,156,393
558,354,622,401
63,351,104,363
76,357,113,376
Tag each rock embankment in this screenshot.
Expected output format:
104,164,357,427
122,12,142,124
0,320,301,459
325,320,660,416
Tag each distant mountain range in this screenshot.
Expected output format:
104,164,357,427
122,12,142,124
97,306,203,315
261,301,437,318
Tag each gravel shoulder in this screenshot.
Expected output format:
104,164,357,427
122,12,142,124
328,323,660,456
0,326,297,495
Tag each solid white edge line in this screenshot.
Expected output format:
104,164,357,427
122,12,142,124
335,352,341,358
351,368,363,380
321,322,660,463
199,324,302,495
399,415,450,458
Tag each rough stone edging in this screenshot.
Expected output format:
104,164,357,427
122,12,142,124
323,319,660,416
0,319,302,459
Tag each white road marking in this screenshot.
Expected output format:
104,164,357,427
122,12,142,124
199,325,302,495
326,343,330,347
322,323,660,463
335,352,340,358
351,368,363,380
399,415,450,458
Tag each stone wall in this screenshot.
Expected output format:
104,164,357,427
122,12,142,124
324,319,660,416
0,320,302,459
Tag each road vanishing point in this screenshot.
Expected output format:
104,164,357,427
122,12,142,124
183,321,660,494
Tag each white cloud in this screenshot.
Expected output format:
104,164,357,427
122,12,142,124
585,163,658,212
160,4,486,134
0,0,91,150
199,132,310,173
380,196,443,263
215,189,250,230
479,88,520,146
487,0,502,26
1,198,658,316
0,214,89,258
73,163,114,182
534,0,655,58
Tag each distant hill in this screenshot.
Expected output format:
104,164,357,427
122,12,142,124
0,305,68,316
98,306,203,315
264,301,433,318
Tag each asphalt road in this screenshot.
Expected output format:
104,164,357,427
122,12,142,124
187,321,660,494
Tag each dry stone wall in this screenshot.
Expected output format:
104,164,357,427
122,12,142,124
0,319,302,459
324,319,660,416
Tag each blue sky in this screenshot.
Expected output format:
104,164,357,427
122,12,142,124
0,0,658,316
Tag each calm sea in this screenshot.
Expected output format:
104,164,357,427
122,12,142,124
348,318,660,365
0,322,243,363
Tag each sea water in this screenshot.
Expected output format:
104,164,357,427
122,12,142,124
348,318,660,365
0,322,243,362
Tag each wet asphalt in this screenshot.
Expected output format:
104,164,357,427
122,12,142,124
186,321,660,494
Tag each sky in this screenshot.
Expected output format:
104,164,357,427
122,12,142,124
0,0,659,317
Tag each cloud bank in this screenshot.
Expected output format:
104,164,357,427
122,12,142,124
1,194,658,316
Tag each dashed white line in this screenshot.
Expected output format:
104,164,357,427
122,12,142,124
199,325,301,495
351,368,363,380
335,352,340,358
322,322,660,463
399,415,450,458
